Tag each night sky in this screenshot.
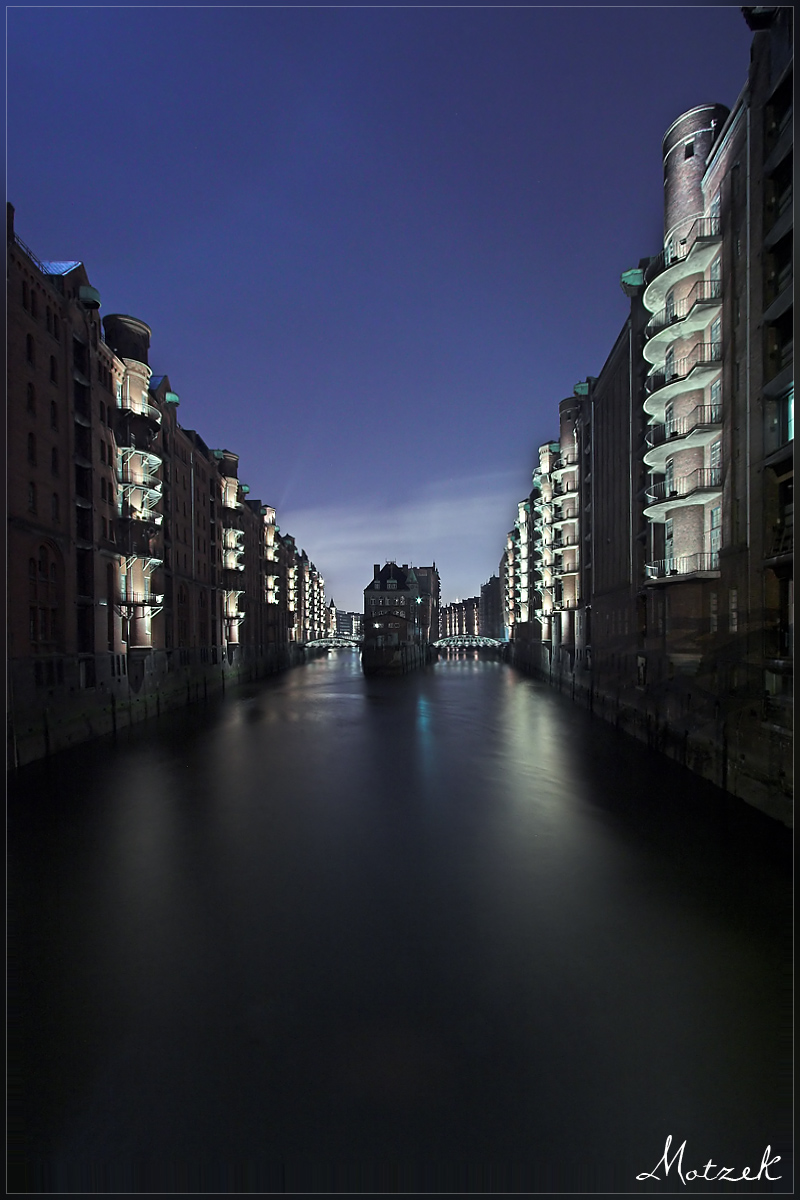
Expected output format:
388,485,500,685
8,6,753,612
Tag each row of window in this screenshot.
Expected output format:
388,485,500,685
27,483,61,521
25,384,60,428
25,336,60,382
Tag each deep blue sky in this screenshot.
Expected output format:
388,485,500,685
8,6,753,611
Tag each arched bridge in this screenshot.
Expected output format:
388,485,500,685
434,635,504,650
305,636,362,649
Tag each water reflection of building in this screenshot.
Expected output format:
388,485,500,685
7,203,326,764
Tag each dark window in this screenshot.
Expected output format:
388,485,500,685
53,316,60,341
26,334,35,365
50,401,58,430
22,281,29,310
684,141,694,159
30,291,38,318
51,493,60,522
100,401,105,424
27,432,37,465
46,307,52,333
26,382,36,414
50,356,57,383
51,447,59,476
28,482,37,512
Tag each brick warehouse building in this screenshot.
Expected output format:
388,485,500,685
7,204,326,765
505,9,792,822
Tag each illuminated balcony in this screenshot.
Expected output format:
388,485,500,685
118,397,161,426
551,454,579,479
117,592,165,608
643,217,722,313
117,466,163,499
644,404,723,468
644,467,722,522
645,552,720,581
644,279,723,363
643,342,722,418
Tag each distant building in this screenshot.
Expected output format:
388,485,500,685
441,597,480,637
479,575,503,639
362,561,428,674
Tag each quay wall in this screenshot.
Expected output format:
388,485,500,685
506,641,793,828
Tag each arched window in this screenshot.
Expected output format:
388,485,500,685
51,493,60,522
51,447,59,476
49,356,57,383
27,433,37,465
22,281,29,310
26,382,36,414
26,334,34,365
28,482,37,512
50,401,58,430
39,547,48,576
53,316,60,341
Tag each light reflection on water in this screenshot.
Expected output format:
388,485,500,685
8,651,792,1187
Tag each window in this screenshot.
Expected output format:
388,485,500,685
709,256,721,281
26,382,36,414
665,347,675,379
49,356,57,383
27,433,37,465
709,441,721,470
709,506,722,558
51,447,59,476
100,402,106,424
51,493,60,522
684,140,694,159
53,316,60,341
50,400,58,429
28,482,37,512
387,580,397,589
710,317,721,345
729,589,738,633
710,592,718,633
26,334,35,365
100,441,106,463
710,378,721,410
101,478,107,501
22,281,29,310
30,291,38,319
47,307,52,333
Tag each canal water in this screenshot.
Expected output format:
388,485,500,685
8,651,792,1193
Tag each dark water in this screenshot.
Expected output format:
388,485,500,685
8,652,792,1193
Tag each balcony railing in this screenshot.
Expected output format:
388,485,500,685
117,592,165,607
117,468,163,494
118,398,162,425
646,467,722,505
646,342,722,394
645,279,722,338
646,403,723,449
644,217,722,286
645,552,719,579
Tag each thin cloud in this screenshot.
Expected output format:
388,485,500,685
281,470,524,612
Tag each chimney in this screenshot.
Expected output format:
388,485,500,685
374,564,380,578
